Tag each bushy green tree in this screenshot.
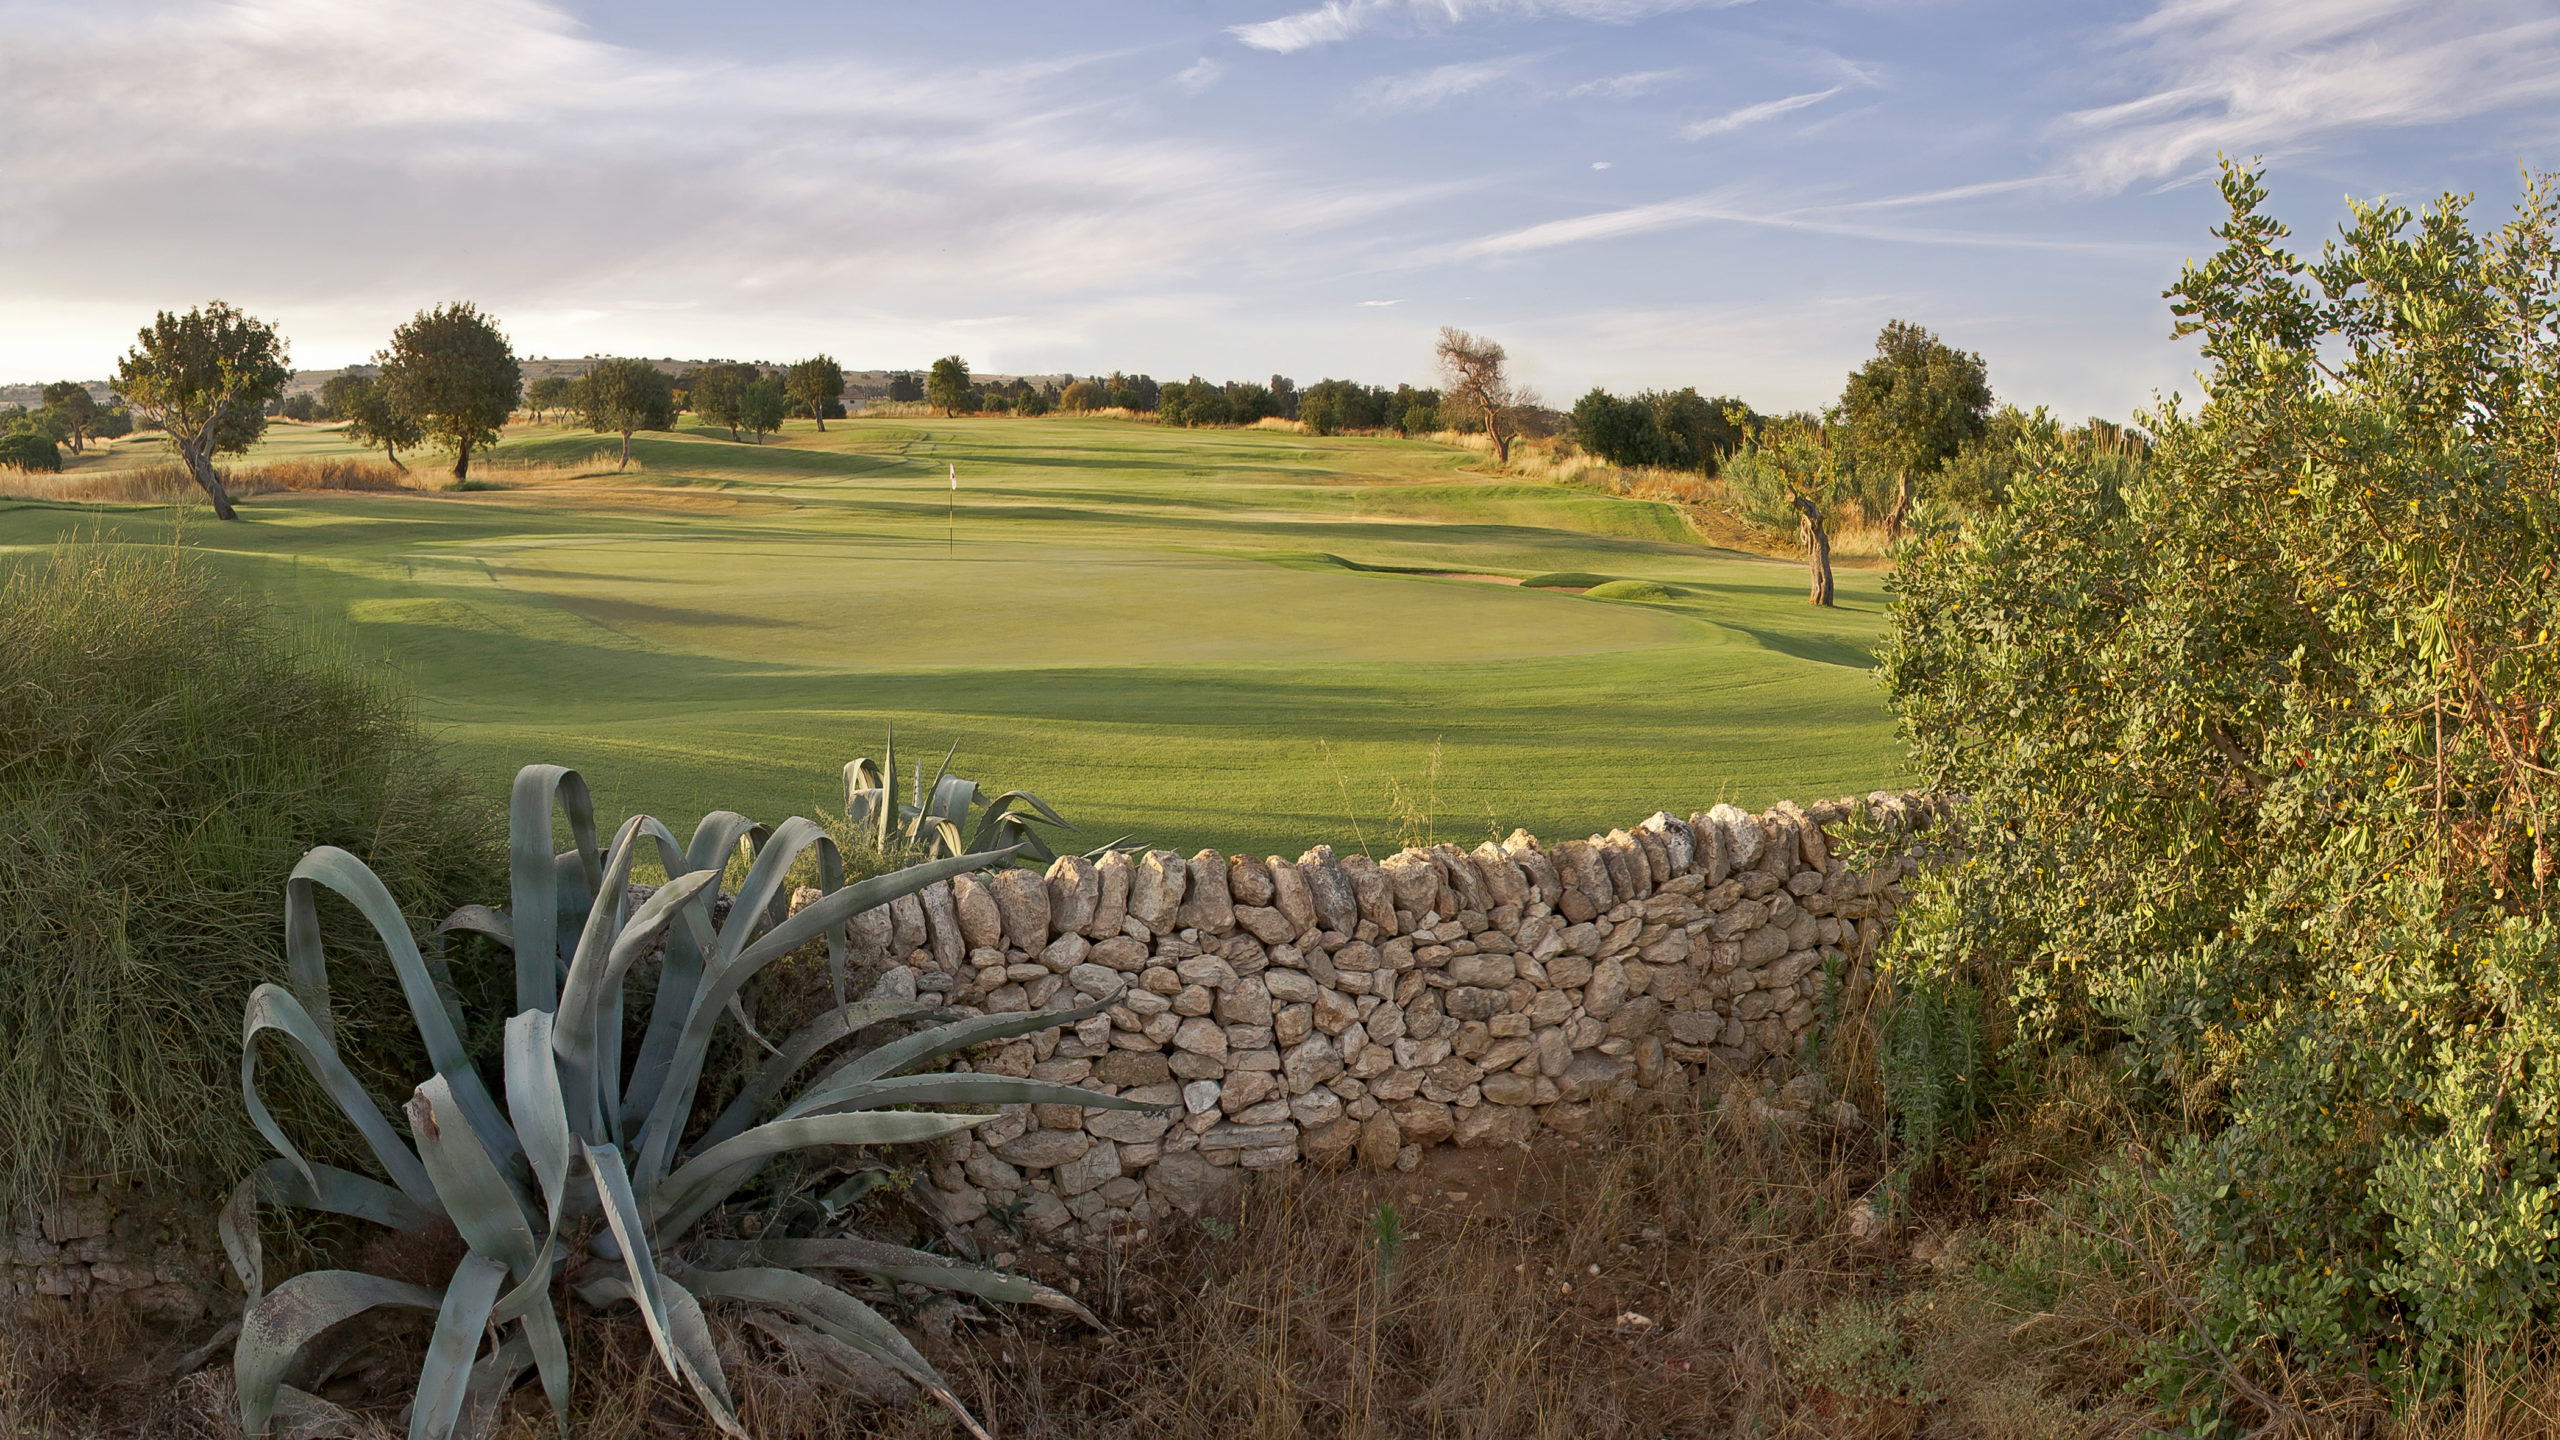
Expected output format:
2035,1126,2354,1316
887,371,925,403
740,374,788,443
378,302,521,482
688,362,749,438
329,371,423,470
1838,319,1991,541
111,301,291,520
278,393,317,422
785,354,845,430
927,356,972,416
526,374,576,423
1719,415,1861,606
1880,164,2560,1393
40,382,98,454
578,358,674,468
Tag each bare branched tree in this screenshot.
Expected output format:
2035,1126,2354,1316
1435,327,1528,464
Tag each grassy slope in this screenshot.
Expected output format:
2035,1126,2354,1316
0,417,1902,857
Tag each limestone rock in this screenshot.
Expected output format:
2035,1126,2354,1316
1130,850,1189,931
1300,1116,1359,1167
1046,855,1100,936
1299,846,1360,934
1357,1111,1403,1171
1390,1099,1454,1145
920,881,967,970
1091,850,1133,937
989,867,1052,951
1453,1102,1535,1148
994,1128,1091,1170
1268,858,1318,934
1228,853,1275,907
952,875,1005,951
1145,1149,1235,1212
1179,849,1235,932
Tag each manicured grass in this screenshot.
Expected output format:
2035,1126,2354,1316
0,416,1904,856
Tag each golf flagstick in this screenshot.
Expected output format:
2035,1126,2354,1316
948,461,956,555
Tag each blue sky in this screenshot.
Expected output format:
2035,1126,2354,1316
3,0,2555,419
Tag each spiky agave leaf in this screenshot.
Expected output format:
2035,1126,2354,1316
231,762,1152,1440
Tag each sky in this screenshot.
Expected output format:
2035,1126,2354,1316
2,0,2555,419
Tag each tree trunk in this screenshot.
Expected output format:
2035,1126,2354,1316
1792,492,1834,607
179,427,239,521
813,407,826,433
1885,470,1915,545
384,439,406,472
452,440,472,483
619,429,633,470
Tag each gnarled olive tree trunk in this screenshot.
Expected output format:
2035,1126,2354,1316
1792,490,1834,607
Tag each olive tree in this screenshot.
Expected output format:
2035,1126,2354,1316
927,356,972,417
578,358,673,469
1838,320,1991,542
526,375,576,424
741,375,788,444
785,355,845,431
1719,416,1860,606
40,383,98,454
111,301,290,520
378,302,521,482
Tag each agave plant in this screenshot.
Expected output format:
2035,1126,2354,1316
844,730,1113,865
223,763,1151,1440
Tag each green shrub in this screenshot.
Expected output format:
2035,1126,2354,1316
1877,162,2560,1392
0,430,61,473
0,542,500,1207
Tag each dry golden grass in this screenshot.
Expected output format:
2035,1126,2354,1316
14,1096,2560,1440
0,454,641,507
1435,433,1895,563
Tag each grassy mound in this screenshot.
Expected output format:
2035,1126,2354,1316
1582,579,1685,602
1519,571,1616,589
0,542,500,1207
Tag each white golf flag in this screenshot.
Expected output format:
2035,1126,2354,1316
949,462,957,489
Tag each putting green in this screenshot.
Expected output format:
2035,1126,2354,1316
0,416,1904,856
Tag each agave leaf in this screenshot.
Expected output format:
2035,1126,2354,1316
435,904,512,948
508,765,601,1014
222,1160,438,1307
502,1012,574,1235
694,998,939,1154
235,1270,442,1438
713,816,828,970
658,1273,747,1438
814,838,849,1007
702,1236,1101,1326
835,993,1118,1087
784,1072,1162,1125
288,848,518,1165
455,1333,534,1440
631,848,1019,1189
621,817,744,1132
405,1075,539,1273
584,1142,681,1384
924,817,966,859
516,1294,572,1426
555,864,719,1142
677,1264,990,1440
650,1112,988,1232
412,1251,509,1440
242,984,436,1205
920,743,958,827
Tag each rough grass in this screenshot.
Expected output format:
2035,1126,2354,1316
0,416,1903,858
0,541,502,1209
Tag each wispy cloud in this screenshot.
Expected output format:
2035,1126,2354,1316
2063,0,2560,190
1232,0,1737,55
1679,85,1840,139
1361,298,1407,306
1355,56,1531,112
1568,67,1686,98
1454,182,2170,259
0,0,1427,371
1175,57,1225,93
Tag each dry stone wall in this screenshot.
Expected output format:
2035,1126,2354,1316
824,792,1947,1245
